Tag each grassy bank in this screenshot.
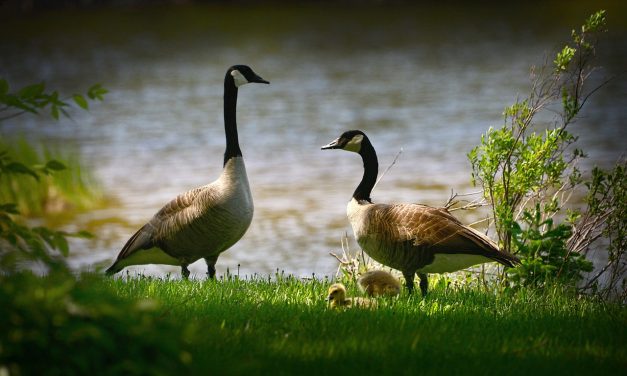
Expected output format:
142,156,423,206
2,272,626,375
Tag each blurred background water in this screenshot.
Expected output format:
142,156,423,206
1,1,626,278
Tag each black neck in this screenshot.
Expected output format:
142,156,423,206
353,139,378,203
223,73,242,166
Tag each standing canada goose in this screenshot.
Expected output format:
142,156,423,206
327,283,377,309
106,65,269,278
321,130,520,296
358,270,401,297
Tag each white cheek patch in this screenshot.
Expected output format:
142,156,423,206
231,69,249,87
344,134,363,152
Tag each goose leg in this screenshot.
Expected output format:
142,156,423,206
181,265,190,279
402,270,416,294
418,273,429,297
205,257,218,279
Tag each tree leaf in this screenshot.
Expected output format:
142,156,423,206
3,95,39,113
0,203,20,214
51,104,59,120
73,230,94,239
45,159,67,171
18,82,45,99
73,94,89,110
53,232,70,257
87,83,108,101
5,162,39,180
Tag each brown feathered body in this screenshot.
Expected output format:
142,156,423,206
322,129,520,295
321,129,520,295
348,198,519,276
358,270,401,297
106,157,253,275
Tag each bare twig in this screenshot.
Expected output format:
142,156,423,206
373,148,403,191
444,189,488,212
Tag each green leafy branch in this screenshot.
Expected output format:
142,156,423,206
468,10,610,288
572,160,626,299
0,78,106,273
0,79,107,122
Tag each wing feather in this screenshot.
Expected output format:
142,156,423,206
106,185,212,275
373,203,519,266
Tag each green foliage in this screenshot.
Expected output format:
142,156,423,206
508,204,592,287
585,164,626,256
3,273,625,375
0,197,93,274
0,139,103,217
576,161,627,299
0,79,107,121
0,78,105,275
554,46,576,72
468,10,608,288
0,272,192,375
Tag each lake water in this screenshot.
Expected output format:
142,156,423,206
1,3,626,278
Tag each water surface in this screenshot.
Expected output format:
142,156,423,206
1,3,626,278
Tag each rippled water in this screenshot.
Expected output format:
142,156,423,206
2,4,626,278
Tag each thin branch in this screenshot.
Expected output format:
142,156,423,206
373,148,403,192
444,189,484,209
468,217,492,227
0,111,28,122
578,74,615,110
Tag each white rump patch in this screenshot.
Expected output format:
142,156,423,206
118,247,182,269
344,134,364,152
419,253,493,273
231,69,249,87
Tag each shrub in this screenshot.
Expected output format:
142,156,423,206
468,10,610,288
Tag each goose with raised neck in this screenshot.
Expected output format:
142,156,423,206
106,65,269,278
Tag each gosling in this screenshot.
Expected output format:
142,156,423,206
327,283,377,309
358,270,401,297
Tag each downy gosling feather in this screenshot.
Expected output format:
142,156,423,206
358,270,401,297
327,283,377,309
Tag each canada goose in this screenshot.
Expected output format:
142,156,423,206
106,65,269,278
358,270,401,297
327,283,377,309
321,130,520,296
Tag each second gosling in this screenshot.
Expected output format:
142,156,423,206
327,283,377,309
358,270,401,297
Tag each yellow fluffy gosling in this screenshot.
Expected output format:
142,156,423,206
327,283,377,309
358,270,401,297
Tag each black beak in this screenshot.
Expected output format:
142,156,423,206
321,137,341,150
253,74,270,84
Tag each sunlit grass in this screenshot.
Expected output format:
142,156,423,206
3,269,626,375
97,274,626,375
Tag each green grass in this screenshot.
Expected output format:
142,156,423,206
2,271,625,375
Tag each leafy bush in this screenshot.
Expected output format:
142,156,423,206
574,161,627,299
468,10,610,288
0,78,105,273
0,78,195,374
508,203,592,287
0,271,193,375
